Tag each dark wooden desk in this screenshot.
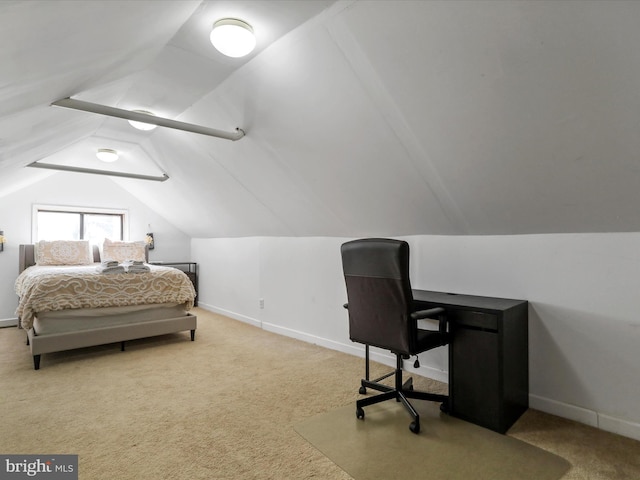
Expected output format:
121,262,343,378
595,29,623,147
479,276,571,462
413,290,528,433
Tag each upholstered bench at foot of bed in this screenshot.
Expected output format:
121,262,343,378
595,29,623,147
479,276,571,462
27,314,197,370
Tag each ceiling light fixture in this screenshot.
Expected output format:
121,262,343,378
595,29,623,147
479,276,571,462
210,18,256,58
128,110,158,131
96,148,119,163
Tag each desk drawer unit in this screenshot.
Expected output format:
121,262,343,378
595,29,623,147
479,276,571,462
449,310,502,431
413,291,528,434
451,310,498,331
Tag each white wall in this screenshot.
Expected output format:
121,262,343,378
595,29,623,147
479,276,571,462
192,234,640,442
0,172,191,323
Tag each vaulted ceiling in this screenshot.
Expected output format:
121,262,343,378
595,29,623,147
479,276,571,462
2,0,640,238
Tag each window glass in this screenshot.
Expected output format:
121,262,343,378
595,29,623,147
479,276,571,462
34,207,125,244
84,214,122,245
37,211,81,240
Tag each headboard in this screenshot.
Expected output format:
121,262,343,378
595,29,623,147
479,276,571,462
19,244,101,273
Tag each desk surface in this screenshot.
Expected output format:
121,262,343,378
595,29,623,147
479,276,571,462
412,289,526,312
412,289,528,433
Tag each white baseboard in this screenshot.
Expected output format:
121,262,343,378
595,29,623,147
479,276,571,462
262,320,449,383
199,303,261,328
529,394,640,441
198,303,449,385
0,318,18,328
598,413,640,441
529,394,599,427
199,304,639,442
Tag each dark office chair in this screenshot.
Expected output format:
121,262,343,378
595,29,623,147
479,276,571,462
341,238,449,434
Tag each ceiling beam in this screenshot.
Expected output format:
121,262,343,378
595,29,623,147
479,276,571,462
27,162,170,182
51,97,246,141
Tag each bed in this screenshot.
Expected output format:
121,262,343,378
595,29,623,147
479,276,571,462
16,242,197,370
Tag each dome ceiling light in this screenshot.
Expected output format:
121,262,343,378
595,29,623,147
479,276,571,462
96,148,119,163
210,18,256,58
128,110,158,131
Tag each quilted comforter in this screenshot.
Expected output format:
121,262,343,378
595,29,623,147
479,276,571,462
15,264,196,329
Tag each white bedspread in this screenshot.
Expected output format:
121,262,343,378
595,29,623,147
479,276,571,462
15,264,196,329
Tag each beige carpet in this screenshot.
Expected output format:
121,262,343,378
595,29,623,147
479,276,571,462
295,401,569,480
1,308,640,479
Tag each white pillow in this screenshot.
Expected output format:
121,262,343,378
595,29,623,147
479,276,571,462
36,240,93,266
102,239,146,263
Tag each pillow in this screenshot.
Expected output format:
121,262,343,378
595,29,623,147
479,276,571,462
103,239,146,263
36,240,93,266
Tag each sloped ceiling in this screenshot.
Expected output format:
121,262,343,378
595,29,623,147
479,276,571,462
2,0,640,237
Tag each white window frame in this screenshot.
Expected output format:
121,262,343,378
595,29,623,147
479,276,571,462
32,204,130,243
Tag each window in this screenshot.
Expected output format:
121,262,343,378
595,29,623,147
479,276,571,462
33,205,128,245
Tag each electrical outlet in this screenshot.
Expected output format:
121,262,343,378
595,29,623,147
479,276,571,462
259,298,264,309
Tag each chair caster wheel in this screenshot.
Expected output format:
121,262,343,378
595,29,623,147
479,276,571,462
356,407,365,419
359,386,367,395
409,421,420,434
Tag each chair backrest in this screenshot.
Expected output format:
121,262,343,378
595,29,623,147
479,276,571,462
341,238,416,355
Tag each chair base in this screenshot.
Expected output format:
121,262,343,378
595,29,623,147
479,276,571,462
356,353,448,434
358,344,398,394
360,374,412,394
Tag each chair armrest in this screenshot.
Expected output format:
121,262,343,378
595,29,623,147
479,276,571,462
410,307,444,320
411,307,447,335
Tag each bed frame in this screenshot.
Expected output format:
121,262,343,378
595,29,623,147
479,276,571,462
18,244,197,370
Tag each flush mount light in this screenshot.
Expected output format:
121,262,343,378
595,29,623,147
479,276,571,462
96,148,119,163
210,18,256,58
128,110,158,131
